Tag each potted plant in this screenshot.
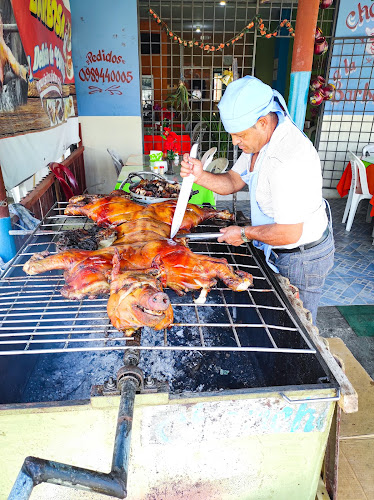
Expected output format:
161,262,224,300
162,127,179,174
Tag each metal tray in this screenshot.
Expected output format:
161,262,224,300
120,171,180,204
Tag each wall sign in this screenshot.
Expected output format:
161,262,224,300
0,0,78,190
70,0,141,116
325,0,374,114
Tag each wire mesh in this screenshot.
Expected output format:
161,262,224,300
138,0,304,162
316,35,374,190
0,202,319,356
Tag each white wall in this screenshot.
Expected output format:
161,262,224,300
79,116,143,194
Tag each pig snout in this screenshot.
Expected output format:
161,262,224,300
148,292,170,311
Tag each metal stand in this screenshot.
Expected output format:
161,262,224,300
8,354,144,499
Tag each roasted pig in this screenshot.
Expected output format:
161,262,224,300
65,194,234,230
107,251,173,335
23,240,253,304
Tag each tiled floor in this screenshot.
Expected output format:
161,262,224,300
320,198,374,307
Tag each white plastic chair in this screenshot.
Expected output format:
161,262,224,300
362,143,374,158
206,157,229,174
342,151,372,231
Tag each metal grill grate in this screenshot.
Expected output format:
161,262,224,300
0,202,317,356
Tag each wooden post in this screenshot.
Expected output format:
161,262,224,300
288,0,320,129
0,166,17,263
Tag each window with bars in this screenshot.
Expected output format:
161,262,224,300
138,0,338,169
316,35,374,191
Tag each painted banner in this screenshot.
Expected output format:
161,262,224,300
70,0,141,116
0,0,79,190
325,0,374,114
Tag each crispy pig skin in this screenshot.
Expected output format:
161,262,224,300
64,196,234,230
24,196,250,333
23,240,253,300
107,252,173,335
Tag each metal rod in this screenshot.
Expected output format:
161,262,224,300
0,345,316,356
8,376,139,499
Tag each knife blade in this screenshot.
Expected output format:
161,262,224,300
170,142,199,238
174,232,222,240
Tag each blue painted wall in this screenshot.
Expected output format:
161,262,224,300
70,0,141,117
325,0,374,114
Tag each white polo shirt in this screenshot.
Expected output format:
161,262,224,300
232,117,328,249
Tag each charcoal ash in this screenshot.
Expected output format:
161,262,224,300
56,227,117,251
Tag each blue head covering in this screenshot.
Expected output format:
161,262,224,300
218,76,291,133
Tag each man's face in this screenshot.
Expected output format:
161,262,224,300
230,122,264,155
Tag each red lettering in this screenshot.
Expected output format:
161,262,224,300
78,68,86,81
343,59,356,76
363,82,374,102
346,10,357,30
332,80,344,102
358,3,369,25
127,71,133,83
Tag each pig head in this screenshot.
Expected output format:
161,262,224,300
107,251,173,336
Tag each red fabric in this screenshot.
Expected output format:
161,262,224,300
49,162,81,201
144,134,191,154
337,161,374,216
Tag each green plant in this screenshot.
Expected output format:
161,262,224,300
202,113,229,158
166,150,176,160
164,80,191,111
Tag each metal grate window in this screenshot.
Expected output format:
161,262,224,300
316,35,374,191
138,0,302,161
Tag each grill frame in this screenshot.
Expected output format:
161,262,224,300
0,201,339,393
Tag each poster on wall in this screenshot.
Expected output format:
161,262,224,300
70,0,141,117
0,0,79,190
325,0,374,114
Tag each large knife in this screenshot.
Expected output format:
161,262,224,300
174,232,222,240
170,142,199,238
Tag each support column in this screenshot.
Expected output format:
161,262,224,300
0,167,16,263
288,0,320,130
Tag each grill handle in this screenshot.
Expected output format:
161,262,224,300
280,389,340,404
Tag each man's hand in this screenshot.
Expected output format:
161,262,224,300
218,226,245,246
180,154,204,183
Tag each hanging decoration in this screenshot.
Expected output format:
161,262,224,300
309,76,335,106
148,9,295,52
319,0,334,9
220,70,233,86
314,26,328,55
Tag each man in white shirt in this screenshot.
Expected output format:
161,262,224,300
180,76,334,323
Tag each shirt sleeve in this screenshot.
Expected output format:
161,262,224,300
231,152,251,175
268,153,321,225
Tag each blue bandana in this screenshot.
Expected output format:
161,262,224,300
218,76,291,133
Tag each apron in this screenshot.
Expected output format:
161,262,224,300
241,158,333,274
240,153,280,273
238,112,319,274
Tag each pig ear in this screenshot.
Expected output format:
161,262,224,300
151,255,167,285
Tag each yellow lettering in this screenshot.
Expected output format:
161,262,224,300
46,0,53,29
42,0,47,24
59,13,65,39
52,0,59,35
37,0,43,19
29,0,38,15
